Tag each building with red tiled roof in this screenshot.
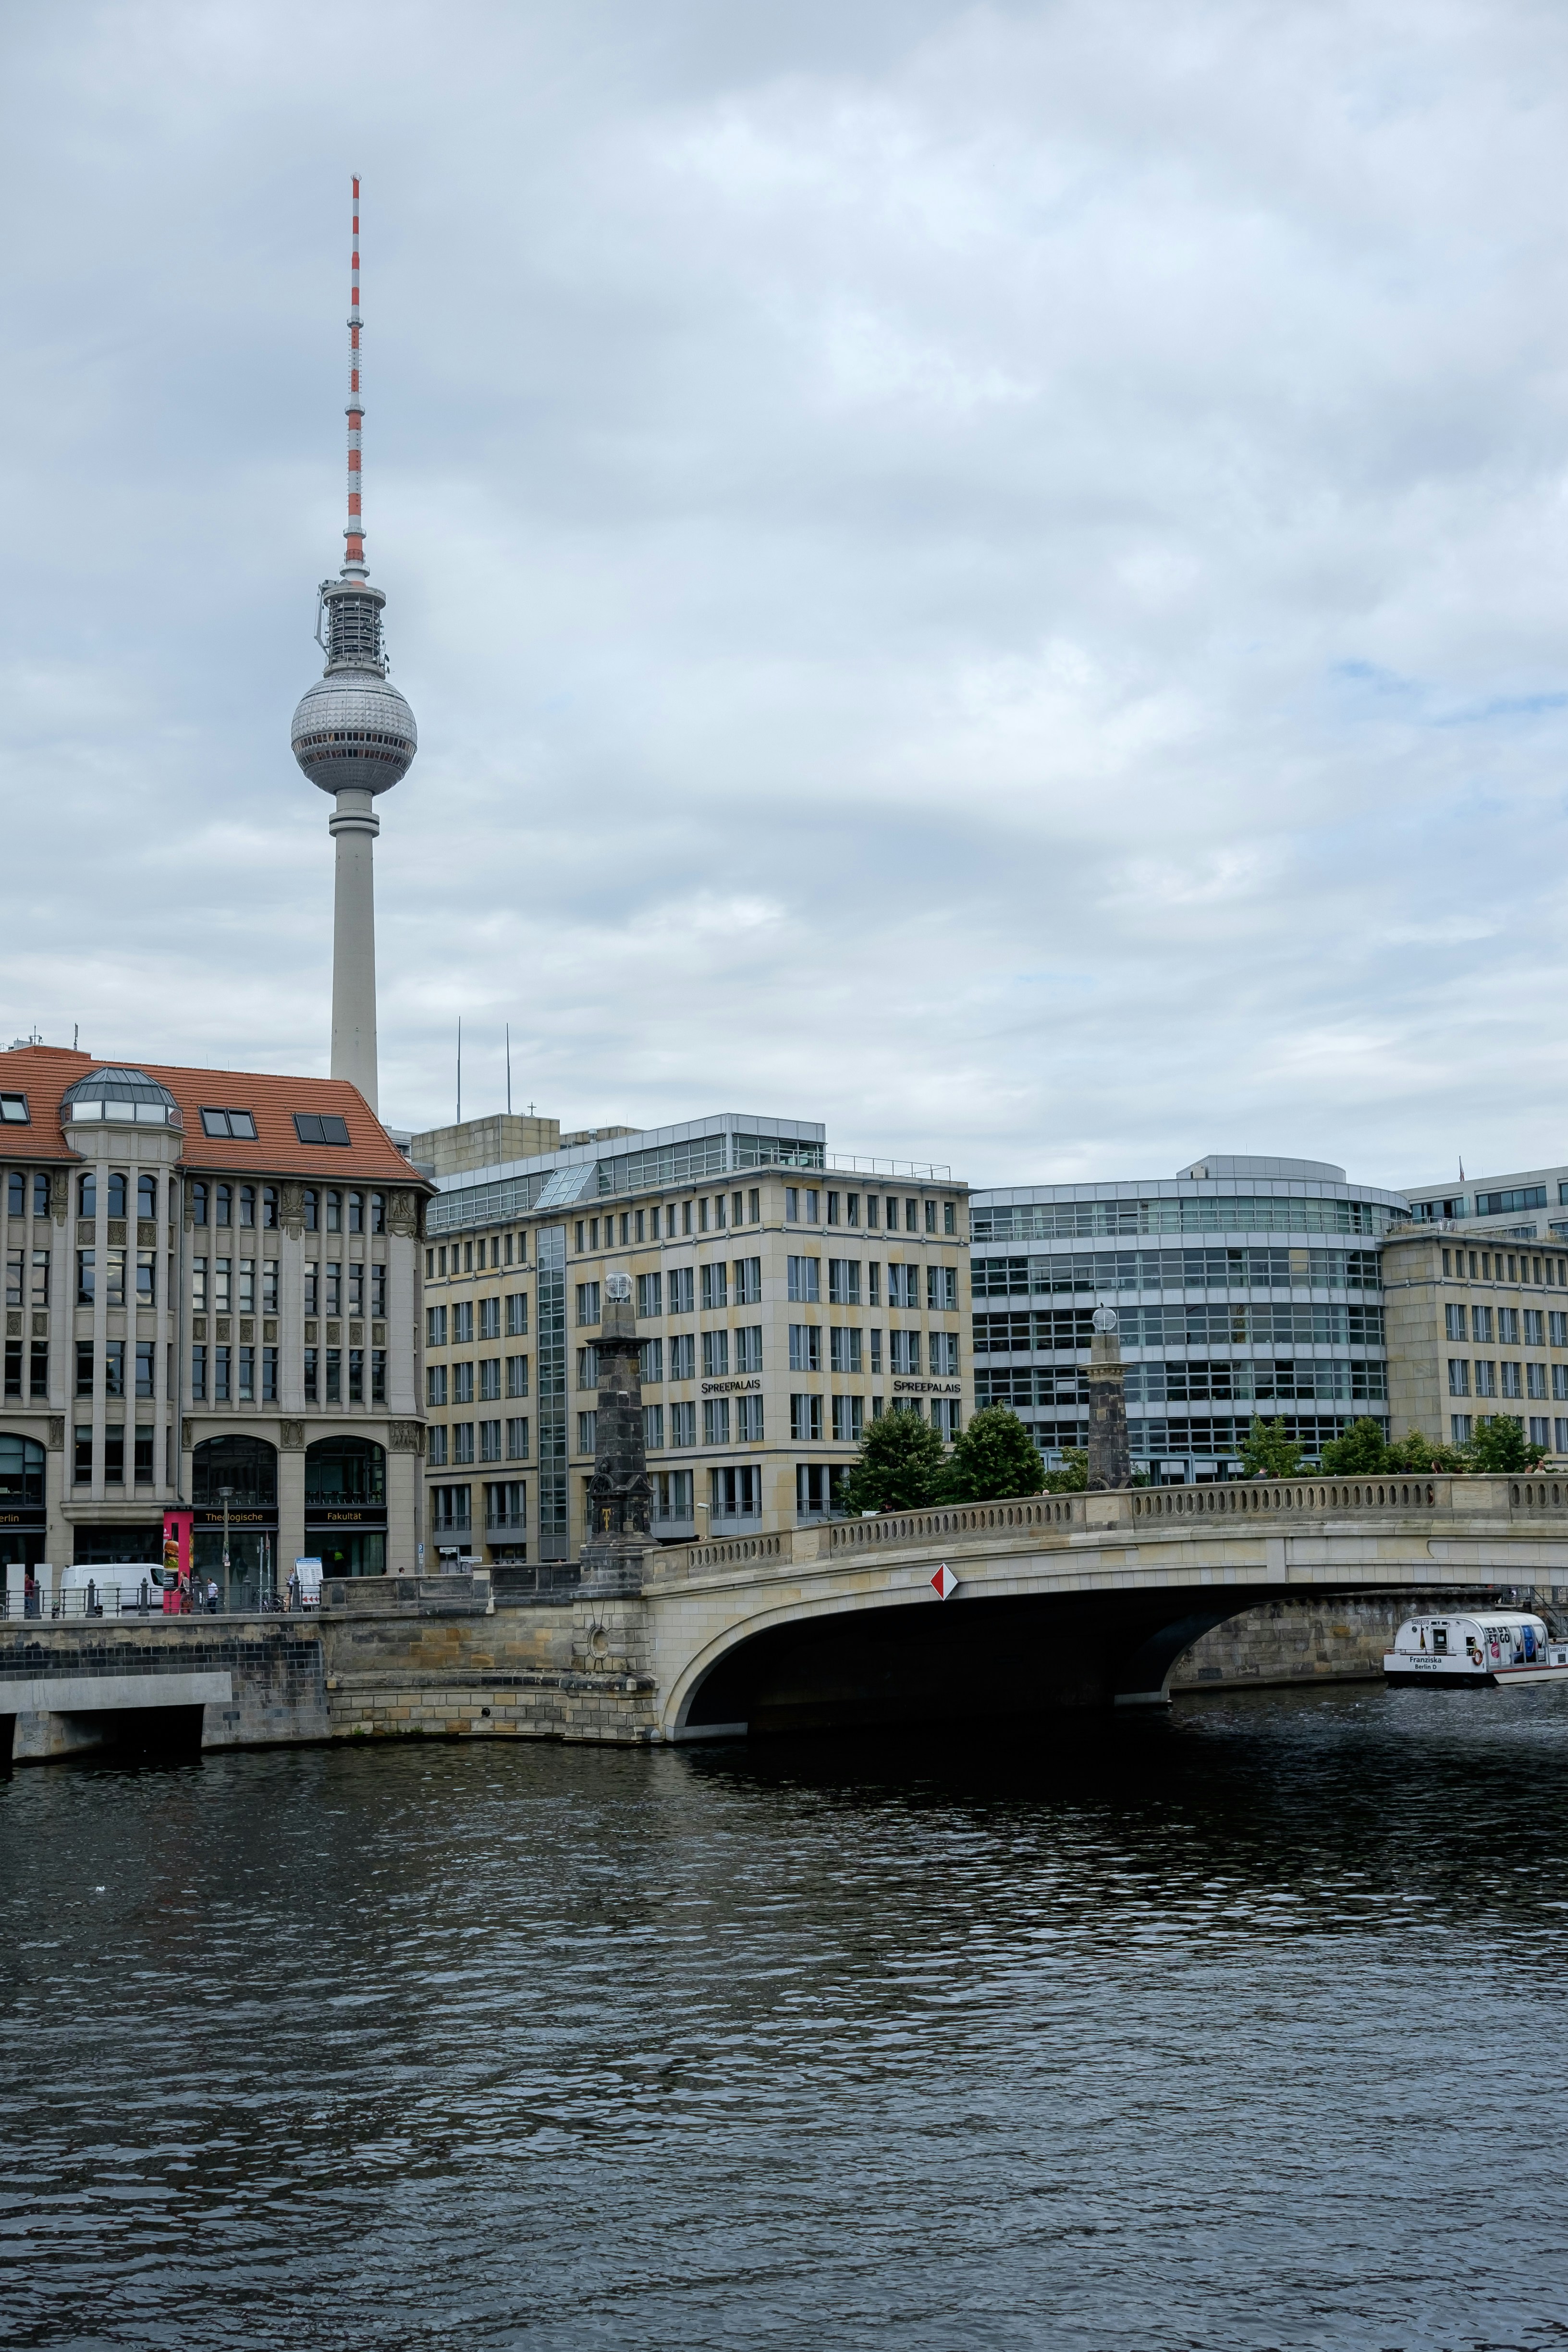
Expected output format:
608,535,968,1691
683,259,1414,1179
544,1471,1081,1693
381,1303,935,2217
0,1046,431,1596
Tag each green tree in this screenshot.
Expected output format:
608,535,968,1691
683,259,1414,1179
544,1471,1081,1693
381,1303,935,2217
841,1408,948,1514
1384,1428,1470,1474
1043,1446,1088,1493
1467,1416,1545,1473
942,1406,1043,1502
1241,1415,1304,1478
1318,1417,1388,1475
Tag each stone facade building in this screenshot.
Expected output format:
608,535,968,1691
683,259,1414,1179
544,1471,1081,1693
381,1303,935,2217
1381,1222,1568,1454
418,1112,971,1567
0,1044,429,1593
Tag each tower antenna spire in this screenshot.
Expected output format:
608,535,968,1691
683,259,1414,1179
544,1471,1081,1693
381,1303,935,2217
344,175,367,578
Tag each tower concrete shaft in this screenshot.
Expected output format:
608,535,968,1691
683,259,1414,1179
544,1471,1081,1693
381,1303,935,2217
330,788,380,1111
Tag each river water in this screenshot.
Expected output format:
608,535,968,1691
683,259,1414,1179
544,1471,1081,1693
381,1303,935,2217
3,1686,1568,2351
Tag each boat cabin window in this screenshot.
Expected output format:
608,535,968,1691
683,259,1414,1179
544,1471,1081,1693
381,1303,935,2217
1433,1627,1448,1654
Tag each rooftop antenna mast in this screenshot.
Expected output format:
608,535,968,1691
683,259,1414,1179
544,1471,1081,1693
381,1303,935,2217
506,1024,512,1115
457,1017,462,1125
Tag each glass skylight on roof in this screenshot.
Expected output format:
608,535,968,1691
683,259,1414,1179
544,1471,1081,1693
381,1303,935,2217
0,1093,28,1123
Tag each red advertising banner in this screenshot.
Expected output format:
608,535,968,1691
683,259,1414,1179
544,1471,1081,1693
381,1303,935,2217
162,1508,193,1614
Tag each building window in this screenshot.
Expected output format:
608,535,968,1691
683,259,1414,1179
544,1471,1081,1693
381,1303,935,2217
927,1265,958,1312
450,1360,472,1406
135,1426,155,1483
29,1340,47,1399
702,1397,731,1446
654,1469,694,1521
191,1344,208,1400
831,1395,863,1443
643,1404,665,1450
3,1342,20,1400
700,1263,728,1311
577,1411,598,1455
302,1347,318,1402
637,1339,662,1384
1527,1362,1548,1400
702,1330,729,1379
104,1339,125,1398
303,1188,318,1231
791,1394,823,1442
325,1348,341,1404
710,1464,761,1519
1499,1307,1520,1346
453,1422,475,1464
1530,1417,1551,1446
0,1090,29,1123
428,1425,449,1467
576,1347,599,1393
74,1424,93,1481
1474,1361,1496,1398
788,1324,821,1373
1450,1414,1473,1443
506,1354,529,1398
427,1305,447,1348
262,1346,279,1403
478,1297,500,1341
576,1282,601,1326
830,1328,862,1375
135,1340,155,1398
506,1416,530,1460
888,1264,919,1309
1445,1304,1467,1341
1524,1310,1545,1347
931,1398,962,1439
828,1259,860,1307
1472,1305,1494,1343
890,1332,921,1376
104,1425,124,1483
930,1333,960,1375
293,1112,351,1146
348,1348,364,1403
430,1483,471,1531
666,1268,694,1316
669,1335,695,1382
479,1359,502,1402
1500,1362,1522,1399
212,1345,230,1402
486,1479,526,1531
506,1292,528,1337
480,1419,502,1462
735,1327,763,1373
733,1258,761,1307
452,1301,473,1345
735,1395,764,1443
787,1255,820,1304
670,1401,696,1447
796,1464,846,1518
633,1271,662,1320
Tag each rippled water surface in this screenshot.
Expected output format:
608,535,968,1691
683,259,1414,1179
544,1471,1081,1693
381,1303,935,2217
6,1687,1568,2349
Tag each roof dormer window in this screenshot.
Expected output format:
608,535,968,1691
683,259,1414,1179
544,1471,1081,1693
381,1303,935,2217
201,1107,257,1140
0,1092,28,1123
293,1113,351,1147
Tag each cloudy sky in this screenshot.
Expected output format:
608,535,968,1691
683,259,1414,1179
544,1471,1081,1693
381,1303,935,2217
4,0,1568,1194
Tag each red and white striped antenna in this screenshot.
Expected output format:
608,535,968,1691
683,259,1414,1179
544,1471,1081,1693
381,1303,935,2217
344,175,366,578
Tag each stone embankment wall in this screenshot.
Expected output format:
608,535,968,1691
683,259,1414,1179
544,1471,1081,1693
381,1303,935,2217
1,1619,330,1758
320,1594,657,1745
1168,1591,1503,1693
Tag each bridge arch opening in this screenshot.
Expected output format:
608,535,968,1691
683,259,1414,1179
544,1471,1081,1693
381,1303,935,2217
675,1588,1249,1741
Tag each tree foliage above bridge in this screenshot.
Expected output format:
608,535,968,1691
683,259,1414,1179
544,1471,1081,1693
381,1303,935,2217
841,1410,949,1513
943,1406,1045,1503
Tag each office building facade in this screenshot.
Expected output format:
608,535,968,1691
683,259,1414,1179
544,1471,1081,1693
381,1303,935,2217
1401,1163,1568,1246
0,1044,429,1589
969,1155,1408,1483
419,1113,972,1564
1383,1222,1568,1454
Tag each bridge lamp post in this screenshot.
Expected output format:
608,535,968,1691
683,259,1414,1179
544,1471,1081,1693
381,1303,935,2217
219,1486,234,1614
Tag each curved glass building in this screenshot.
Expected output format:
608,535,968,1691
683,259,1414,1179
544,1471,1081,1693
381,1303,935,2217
968,1154,1410,1483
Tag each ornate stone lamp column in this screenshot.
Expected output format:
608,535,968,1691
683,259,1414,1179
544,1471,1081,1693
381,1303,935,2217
579,1272,653,1597
1087,1304,1131,1491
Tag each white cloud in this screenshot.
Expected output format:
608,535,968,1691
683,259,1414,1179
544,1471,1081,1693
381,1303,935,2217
1,0,1566,1192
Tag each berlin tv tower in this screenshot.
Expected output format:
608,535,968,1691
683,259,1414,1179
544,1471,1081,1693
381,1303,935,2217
290,177,417,1115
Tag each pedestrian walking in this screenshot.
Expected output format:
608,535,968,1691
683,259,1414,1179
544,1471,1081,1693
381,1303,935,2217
206,1577,220,1615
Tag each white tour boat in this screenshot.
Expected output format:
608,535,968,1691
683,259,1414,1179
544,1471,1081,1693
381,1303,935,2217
1384,1611,1568,1688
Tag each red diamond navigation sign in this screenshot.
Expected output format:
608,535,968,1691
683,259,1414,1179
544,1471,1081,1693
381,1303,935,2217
930,1563,958,1600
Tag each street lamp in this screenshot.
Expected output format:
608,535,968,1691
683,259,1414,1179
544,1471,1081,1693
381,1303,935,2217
219,1485,234,1613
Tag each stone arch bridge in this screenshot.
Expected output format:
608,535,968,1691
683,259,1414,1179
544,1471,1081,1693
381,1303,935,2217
9,1478,1568,1755
625,1474,1568,1740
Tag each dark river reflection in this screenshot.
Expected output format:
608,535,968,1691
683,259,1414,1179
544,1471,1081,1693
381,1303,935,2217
5,1685,1568,2351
